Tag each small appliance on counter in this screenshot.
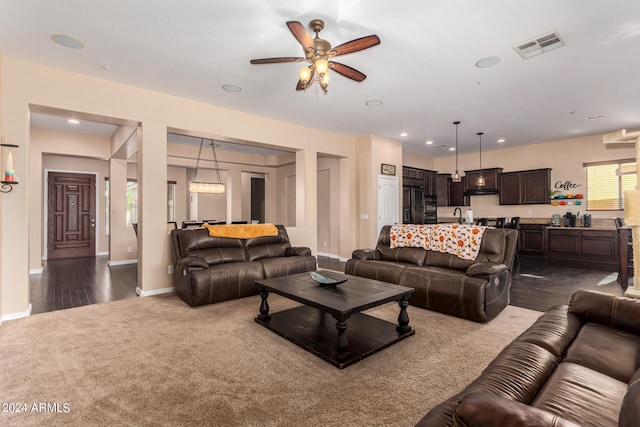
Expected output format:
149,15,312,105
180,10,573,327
563,212,576,227
583,214,592,228
551,214,561,226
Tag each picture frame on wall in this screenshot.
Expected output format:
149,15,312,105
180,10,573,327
381,163,396,176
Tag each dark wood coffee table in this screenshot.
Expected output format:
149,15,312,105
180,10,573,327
254,270,415,369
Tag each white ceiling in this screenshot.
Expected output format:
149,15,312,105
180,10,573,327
4,0,640,157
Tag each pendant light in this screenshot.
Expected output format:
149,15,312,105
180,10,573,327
189,138,225,194
476,132,485,187
452,121,461,182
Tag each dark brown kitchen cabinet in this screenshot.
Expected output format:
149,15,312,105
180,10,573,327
546,228,618,266
499,168,551,205
499,172,522,205
448,177,469,207
465,167,502,192
519,224,546,254
423,170,437,195
522,169,551,204
436,173,450,207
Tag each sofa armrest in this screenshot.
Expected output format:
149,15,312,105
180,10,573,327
351,249,380,261
466,262,508,277
177,255,209,270
286,246,312,256
454,393,581,427
569,290,640,336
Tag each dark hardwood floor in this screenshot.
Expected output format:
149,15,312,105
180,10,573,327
29,256,137,314
29,254,625,315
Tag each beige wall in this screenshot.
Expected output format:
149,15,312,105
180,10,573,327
317,156,342,257
1,57,358,318
406,134,636,220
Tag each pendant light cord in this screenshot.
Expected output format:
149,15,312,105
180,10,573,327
193,138,205,182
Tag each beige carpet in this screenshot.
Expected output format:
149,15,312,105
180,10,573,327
0,293,541,426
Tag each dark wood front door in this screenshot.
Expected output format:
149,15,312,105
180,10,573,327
47,172,96,259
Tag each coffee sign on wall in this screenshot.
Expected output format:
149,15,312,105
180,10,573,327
551,180,583,206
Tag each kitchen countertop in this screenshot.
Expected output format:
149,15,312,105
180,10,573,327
436,217,616,230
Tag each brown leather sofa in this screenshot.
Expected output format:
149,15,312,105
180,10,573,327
170,225,316,306
416,290,640,427
345,225,517,322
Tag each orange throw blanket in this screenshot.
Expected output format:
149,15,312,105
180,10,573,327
204,223,279,239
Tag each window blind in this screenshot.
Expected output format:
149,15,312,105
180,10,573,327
585,160,636,210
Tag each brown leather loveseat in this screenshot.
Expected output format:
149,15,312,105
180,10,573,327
345,225,517,322
416,290,640,427
170,225,316,306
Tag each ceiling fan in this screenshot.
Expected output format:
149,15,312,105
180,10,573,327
250,19,380,94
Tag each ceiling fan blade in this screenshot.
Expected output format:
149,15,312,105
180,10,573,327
250,57,304,65
329,61,367,82
296,67,315,91
286,21,314,52
331,35,380,56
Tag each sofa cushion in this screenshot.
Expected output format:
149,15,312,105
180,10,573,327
377,246,427,265
454,393,581,427
532,362,627,427
515,306,582,358
260,256,317,278
424,250,475,270
186,261,264,306
619,368,640,427
476,229,507,263
468,341,560,403
177,228,246,265
344,259,408,284
563,322,639,383
570,290,640,336
399,266,493,322
466,262,507,277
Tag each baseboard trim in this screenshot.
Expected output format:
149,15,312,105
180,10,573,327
136,287,175,297
29,267,44,275
317,253,348,263
2,303,32,322
108,259,138,266
97,251,109,256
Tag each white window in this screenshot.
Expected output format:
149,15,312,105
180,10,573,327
585,159,636,210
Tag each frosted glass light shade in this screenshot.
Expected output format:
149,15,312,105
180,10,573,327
476,175,486,187
299,67,311,83
189,182,225,194
315,58,329,74
320,71,330,86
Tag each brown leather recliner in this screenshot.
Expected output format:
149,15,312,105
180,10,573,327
416,290,640,427
170,225,316,307
345,225,517,322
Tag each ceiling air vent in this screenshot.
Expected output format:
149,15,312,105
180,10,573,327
513,30,565,60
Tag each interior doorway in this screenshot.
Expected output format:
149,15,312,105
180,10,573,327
47,171,96,259
251,177,265,223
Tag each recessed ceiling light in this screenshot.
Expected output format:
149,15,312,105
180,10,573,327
102,65,111,71
476,81,485,85
425,140,433,145
365,100,383,107
51,34,84,49
68,119,80,124
497,138,506,143
222,84,242,93
475,56,501,68
400,132,408,137
449,147,456,151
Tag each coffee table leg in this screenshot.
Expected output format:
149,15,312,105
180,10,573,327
258,288,271,321
396,298,412,333
334,319,350,360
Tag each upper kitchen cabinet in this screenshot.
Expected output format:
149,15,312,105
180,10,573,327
465,167,502,194
499,168,551,205
436,173,451,207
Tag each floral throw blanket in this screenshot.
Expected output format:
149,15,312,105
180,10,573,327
389,224,487,260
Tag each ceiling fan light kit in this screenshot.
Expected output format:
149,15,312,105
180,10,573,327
251,19,380,94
